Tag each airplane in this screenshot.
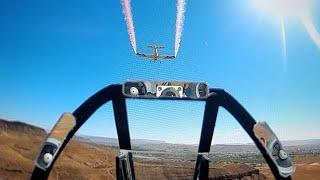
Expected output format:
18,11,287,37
136,45,175,62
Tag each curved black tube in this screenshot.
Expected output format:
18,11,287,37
31,85,292,180
31,84,122,180
211,88,292,180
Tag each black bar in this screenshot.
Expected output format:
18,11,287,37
198,93,219,153
128,152,136,180
116,152,135,180
31,84,121,180
193,154,210,180
116,154,127,180
112,93,132,150
199,154,209,180
193,155,202,180
211,88,292,180
193,93,219,179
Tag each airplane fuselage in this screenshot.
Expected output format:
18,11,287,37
153,49,159,60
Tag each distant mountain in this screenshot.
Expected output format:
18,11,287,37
247,139,320,146
281,139,320,146
75,133,320,152
1,118,319,151
74,134,166,146
0,119,47,137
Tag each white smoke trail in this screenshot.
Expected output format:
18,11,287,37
280,16,287,71
300,15,320,50
121,0,137,54
174,0,186,57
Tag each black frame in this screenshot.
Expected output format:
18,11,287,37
31,84,292,180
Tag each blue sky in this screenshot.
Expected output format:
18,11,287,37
0,0,319,144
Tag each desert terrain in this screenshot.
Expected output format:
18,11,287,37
258,155,320,180
0,119,319,179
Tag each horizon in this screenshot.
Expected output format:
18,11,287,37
1,0,320,144
1,117,320,146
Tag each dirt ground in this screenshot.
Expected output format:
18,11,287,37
258,155,320,180
0,129,319,179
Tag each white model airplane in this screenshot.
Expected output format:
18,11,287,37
136,45,175,61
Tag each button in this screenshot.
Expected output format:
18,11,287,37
279,150,288,160
44,153,53,163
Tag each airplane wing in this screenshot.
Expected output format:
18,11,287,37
136,53,155,58
147,45,164,49
157,55,175,59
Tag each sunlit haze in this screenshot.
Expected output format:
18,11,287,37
252,0,320,70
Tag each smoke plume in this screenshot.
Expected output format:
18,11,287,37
174,0,186,57
121,0,137,54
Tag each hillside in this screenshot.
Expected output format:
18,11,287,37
0,119,319,179
0,119,46,137
0,119,268,179
0,119,118,179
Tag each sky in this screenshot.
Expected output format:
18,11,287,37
0,0,320,145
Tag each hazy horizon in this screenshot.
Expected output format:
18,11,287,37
1,117,319,146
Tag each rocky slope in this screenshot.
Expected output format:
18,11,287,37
0,119,46,137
